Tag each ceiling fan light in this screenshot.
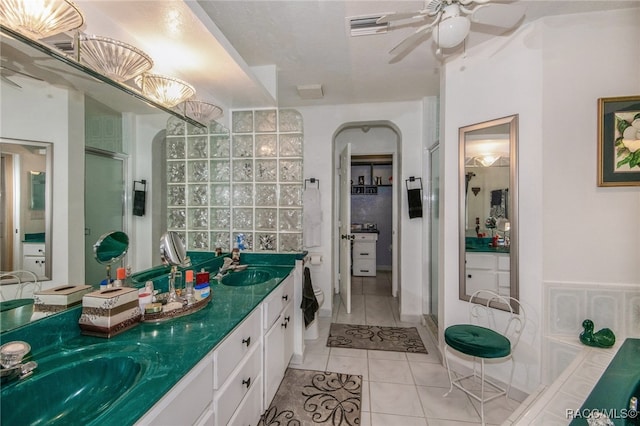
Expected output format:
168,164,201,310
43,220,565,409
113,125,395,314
0,0,84,40
434,15,470,49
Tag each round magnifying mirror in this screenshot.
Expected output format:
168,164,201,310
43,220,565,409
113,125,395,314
160,231,189,267
93,231,129,265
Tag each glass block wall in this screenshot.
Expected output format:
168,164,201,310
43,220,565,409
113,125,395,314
166,109,304,252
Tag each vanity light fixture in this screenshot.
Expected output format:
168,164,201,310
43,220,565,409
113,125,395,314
0,0,84,40
134,73,196,108
77,34,153,83
183,100,223,124
465,136,509,167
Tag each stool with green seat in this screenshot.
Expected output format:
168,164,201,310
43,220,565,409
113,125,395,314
443,290,525,425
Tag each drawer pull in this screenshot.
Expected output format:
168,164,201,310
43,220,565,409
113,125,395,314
242,377,251,388
242,337,251,347
284,316,291,323
361,252,369,256
467,274,472,278
281,321,288,329
282,294,289,301
360,270,369,273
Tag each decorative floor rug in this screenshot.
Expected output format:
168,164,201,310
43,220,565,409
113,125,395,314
259,368,362,426
327,323,428,353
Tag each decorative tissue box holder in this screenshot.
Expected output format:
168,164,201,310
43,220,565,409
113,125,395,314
79,287,142,338
31,285,93,320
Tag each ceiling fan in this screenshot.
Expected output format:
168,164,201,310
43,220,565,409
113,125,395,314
378,0,525,57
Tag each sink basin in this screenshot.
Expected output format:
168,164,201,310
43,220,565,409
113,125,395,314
1,356,142,425
221,268,274,287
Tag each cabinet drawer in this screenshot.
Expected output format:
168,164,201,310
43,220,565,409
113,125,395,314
23,243,45,256
353,233,378,241
353,259,376,276
228,374,263,426
466,254,497,270
263,274,293,330
214,343,262,426
353,242,375,259
213,307,261,389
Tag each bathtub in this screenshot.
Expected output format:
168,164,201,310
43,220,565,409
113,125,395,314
570,338,640,425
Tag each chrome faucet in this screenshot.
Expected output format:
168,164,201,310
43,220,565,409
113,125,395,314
215,258,235,280
0,341,37,384
0,361,38,383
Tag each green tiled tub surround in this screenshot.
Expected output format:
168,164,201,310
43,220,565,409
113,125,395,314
570,338,640,426
0,252,303,425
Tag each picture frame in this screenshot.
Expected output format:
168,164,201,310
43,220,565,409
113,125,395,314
597,95,640,187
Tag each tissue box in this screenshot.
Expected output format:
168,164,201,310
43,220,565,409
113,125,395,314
34,284,92,306
78,287,141,338
32,285,92,317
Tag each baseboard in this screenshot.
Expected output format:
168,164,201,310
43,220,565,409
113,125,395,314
400,313,423,323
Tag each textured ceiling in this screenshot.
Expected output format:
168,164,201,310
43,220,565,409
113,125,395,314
72,1,640,110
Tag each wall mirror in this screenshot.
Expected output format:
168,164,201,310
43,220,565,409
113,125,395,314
459,115,518,312
0,26,192,333
0,138,53,283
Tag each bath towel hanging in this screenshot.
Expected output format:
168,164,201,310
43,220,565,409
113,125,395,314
301,267,319,328
303,178,322,247
405,176,423,219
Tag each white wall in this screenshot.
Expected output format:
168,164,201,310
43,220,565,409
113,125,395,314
297,101,425,320
1,76,85,289
441,7,640,394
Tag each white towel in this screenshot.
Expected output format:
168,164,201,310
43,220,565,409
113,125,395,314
303,187,322,247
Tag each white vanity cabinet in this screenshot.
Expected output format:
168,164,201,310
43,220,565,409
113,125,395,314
352,233,377,277
465,252,510,295
138,269,298,426
22,242,45,276
263,273,294,407
212,307,263,426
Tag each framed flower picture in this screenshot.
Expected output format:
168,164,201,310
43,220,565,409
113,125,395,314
597,95,640,186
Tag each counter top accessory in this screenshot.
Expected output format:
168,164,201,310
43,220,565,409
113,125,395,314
78,287,142,338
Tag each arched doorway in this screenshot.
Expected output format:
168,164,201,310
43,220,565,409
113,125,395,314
332,121,401,315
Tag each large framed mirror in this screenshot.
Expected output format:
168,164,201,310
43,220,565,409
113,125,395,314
0,138,53,282
459,115,518,312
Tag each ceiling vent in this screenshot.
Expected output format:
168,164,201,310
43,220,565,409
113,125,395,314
297,84,324,100
349,15,389,37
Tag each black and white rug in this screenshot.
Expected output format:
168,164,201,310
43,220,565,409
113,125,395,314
259,368,362,426
327,323,428,353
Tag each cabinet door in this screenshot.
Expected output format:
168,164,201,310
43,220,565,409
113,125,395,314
214,343,262,426
282,301,294,368
264,312,285,407
213,308,261,389
228,374,263,426
22,256,45,277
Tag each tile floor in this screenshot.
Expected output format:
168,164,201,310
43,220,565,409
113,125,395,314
289,271,520,426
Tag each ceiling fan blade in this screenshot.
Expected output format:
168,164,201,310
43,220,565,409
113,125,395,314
0,65,44,82
377,10,427,24
471,3,525,29
389,23,434,55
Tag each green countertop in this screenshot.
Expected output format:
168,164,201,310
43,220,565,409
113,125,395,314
0,252,303,426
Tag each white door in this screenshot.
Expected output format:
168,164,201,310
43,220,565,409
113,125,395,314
339,143,352,313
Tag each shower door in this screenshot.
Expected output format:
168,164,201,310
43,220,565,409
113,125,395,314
84,150,126,286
